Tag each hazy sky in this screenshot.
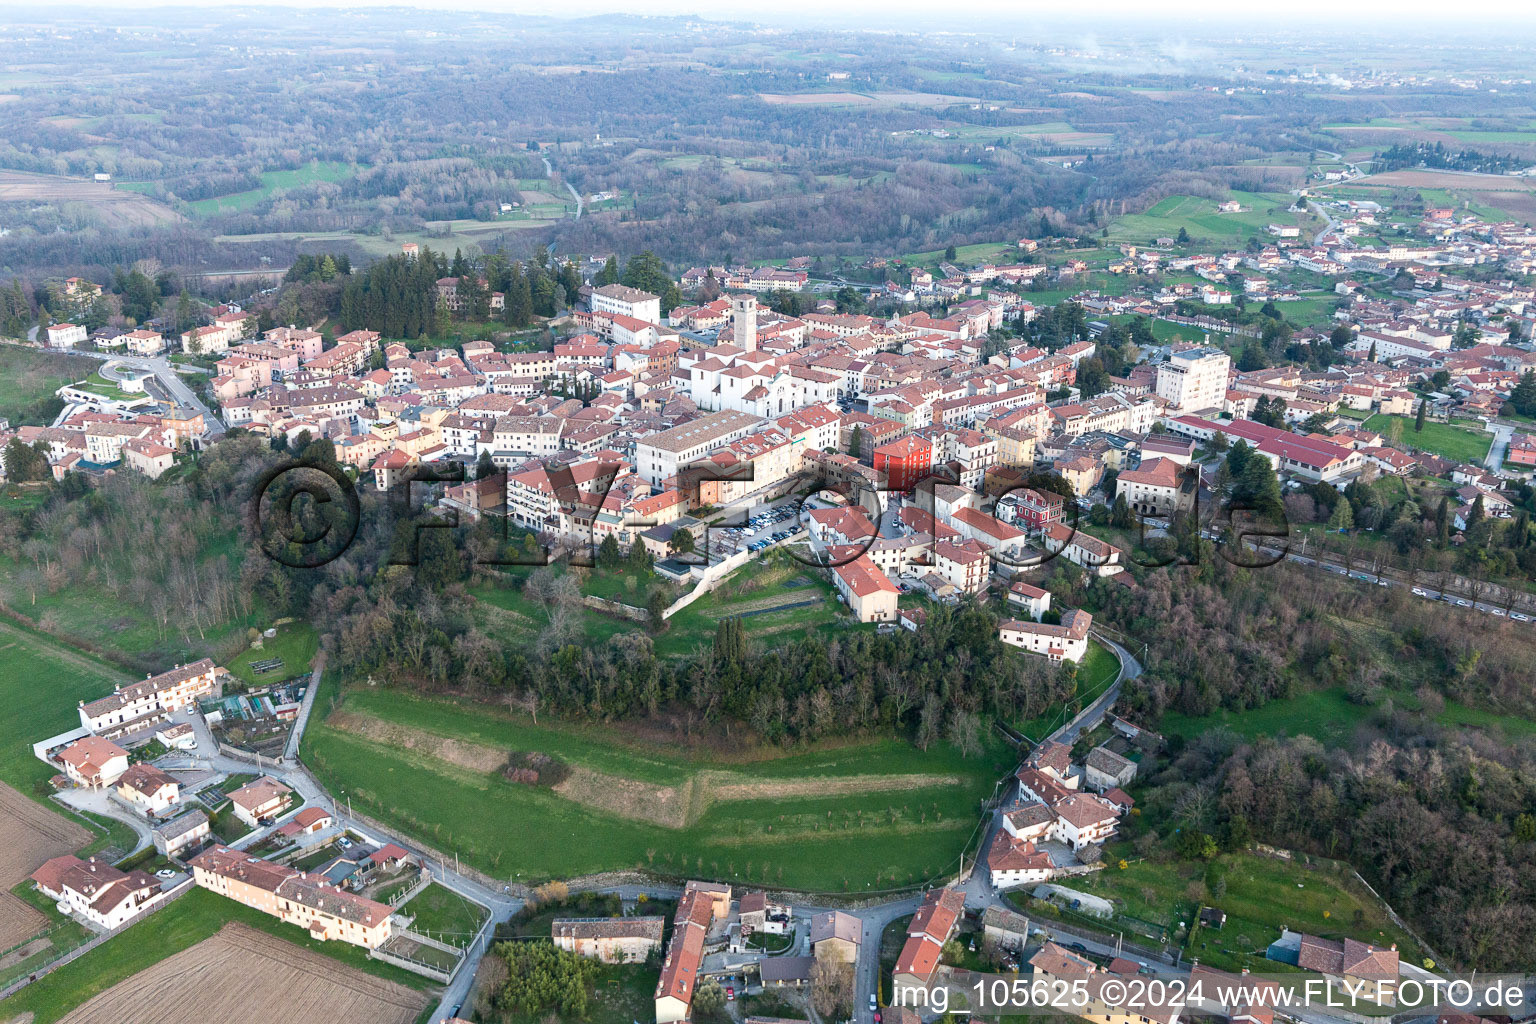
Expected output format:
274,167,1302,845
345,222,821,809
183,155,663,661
7,0,1536,21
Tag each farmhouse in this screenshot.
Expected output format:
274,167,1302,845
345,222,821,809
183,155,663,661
30,855,164,930
191,844,395,948
553,916,666,963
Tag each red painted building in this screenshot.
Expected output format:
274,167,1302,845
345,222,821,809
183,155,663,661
872,435,933,492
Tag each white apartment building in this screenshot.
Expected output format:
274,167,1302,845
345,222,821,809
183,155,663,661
590,283,662,324
1155,346,1231,414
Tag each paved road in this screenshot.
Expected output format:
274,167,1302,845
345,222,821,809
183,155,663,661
26,344,227,438
540,155,584,220
1485,419,1514,472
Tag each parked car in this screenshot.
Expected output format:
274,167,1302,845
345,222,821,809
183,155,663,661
727,988,735,1002
869,994,878,1012
1512,612,1532,622
1411,587,1428,596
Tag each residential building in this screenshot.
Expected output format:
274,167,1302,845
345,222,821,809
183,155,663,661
1115,457,1191,517
892,887,965,999
553,917,666,963
56,736,130,788
591,284,662,324
46,323,88,349
78,659,218,739
656,883,724,1024
116,763,181,817
1006,581,1051,621
1043,524,1122,575
152,809,211,858
998,608,1093,663
809,911,861,962
190,845,394,948
30,855,164,930
1156,346,1231,414
987,832,1055,888
227,776,294,827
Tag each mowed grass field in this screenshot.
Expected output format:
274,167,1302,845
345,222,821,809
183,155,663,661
0,617,130,795
472,558,854,660
1108,191,1317,243
303,676,1011,892
223,622,319,689
1069,851,1423,974
1362,414,1491,463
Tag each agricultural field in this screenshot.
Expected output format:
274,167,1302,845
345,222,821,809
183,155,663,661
0,887,436,1024
53,921,428,1024
1327,170,1536,222
1064,850,1425,974
1362,414,1492,464
1108,191,1319,244
0,783,90,955
303,675,1011,891
0,347,102,423
0,170,182,229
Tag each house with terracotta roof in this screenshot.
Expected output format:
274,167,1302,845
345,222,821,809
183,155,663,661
191,844,394,948
116,762,181,816
30,855,164,930
1283,930,1400,1005
656,883,725,1023
228,776,294,827
998,608,1093,663
1006,581,1051,620
56,736,129,788
987,831,1055,888
832,553,900,623
1115,457,1191,517
892,887,965,999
